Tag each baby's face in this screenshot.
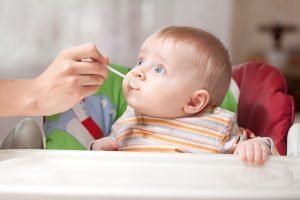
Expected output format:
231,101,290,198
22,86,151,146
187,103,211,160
123,36,202,118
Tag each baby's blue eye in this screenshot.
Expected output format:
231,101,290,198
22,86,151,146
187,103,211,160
136,60,143,66
153,66,165,74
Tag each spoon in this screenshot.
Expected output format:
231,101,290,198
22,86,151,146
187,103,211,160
105,64,138,89
81,58,138,89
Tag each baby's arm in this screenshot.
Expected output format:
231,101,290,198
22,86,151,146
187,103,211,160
91,106,134,151
221,119,278,165
90,137,119,151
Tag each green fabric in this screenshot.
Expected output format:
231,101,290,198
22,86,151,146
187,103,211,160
220,89,237,113
46,129,86,150
45,114,60,122
94,63,129,119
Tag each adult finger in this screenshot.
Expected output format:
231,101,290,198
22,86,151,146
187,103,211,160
79,74,105,86
66,44,108,63
79,85,101,98
75,61,108,79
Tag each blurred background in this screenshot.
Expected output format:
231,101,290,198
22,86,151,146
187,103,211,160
0,0,300,140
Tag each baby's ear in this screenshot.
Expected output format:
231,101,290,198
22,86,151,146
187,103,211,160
183,90,209,114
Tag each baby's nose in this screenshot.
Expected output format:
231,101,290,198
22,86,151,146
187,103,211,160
132,69,146,80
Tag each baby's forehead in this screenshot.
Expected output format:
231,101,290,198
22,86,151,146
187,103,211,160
144,34,180,45
142,35,201,63
142,35,199,54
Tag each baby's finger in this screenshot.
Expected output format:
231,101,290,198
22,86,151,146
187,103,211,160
261,143,270,164
245,142,255,164
237,144,247,163
254,142,262,165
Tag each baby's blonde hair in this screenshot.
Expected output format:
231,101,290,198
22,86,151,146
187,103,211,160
152,26,232,106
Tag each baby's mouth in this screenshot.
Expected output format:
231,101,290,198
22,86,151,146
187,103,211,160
126,77,139,90
128,82,139,90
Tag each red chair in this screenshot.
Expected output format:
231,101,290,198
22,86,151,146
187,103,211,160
232,62,295,155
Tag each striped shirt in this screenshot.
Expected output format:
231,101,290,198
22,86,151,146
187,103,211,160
108,107,278,154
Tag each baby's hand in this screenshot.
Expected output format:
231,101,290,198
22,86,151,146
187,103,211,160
234,139,271,166
91,137,119,151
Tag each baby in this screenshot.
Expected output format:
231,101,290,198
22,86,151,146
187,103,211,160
91,26,278,165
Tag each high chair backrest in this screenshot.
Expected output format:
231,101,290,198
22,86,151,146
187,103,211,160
44,64,239,150
232,62,295,155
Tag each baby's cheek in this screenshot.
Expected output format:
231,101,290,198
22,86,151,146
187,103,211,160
122,80,128,96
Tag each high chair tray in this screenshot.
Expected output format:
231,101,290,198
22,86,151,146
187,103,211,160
0,150,299,200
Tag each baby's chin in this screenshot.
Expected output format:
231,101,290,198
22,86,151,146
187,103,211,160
126,100,140,111
126,100,150,115
126,101,181,118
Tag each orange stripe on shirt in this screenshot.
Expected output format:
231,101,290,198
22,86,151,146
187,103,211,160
201,115,231,125
118,118,222,139
120,146,185,153
123,131,218,153
133,126,219,149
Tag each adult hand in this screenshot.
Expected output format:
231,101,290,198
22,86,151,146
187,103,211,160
33,43,109,116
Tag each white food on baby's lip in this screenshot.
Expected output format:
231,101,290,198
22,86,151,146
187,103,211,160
128,80,138,89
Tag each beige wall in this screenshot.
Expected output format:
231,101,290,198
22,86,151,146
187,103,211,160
230,0,300,64
0,0,234,79
1,0,299,76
